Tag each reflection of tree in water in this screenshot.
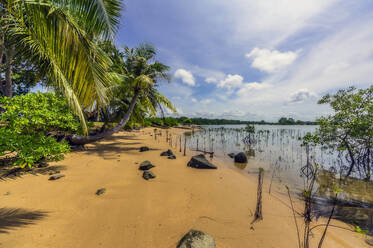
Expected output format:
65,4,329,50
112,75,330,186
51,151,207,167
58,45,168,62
315,169,373,235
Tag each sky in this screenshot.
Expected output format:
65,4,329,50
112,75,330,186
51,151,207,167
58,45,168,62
116,0,373,122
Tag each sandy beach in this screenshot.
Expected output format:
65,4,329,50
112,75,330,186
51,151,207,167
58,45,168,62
0,128,370,248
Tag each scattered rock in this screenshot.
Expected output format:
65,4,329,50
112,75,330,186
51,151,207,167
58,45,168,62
48,174,65,180
234,152,248,163
38,162,48,168
187,154,217,169
168,155,176,159
177,229,216,248
161,149,174,156
4,192,10,196
228,153,235,158
143,171,156,180
48,170,60,175
96,188,106,195
139,146,150,152
138,161,155,171
366,239,373,246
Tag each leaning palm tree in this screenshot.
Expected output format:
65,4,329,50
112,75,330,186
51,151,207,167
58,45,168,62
0,0,122,133
69,44,176,145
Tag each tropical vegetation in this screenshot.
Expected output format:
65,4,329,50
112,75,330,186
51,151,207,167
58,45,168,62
303,86,373,180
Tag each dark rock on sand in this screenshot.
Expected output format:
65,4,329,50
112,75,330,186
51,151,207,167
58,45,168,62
234,152,248,163
366,239,373,246
138,161,155,171
96,188,106,195
168,155,176,159
227,153,235,158
161,149,174,156
48,174,65,180
187,154,217,169
177,229,216,248
48,170,60,175
139,146,150,152
143,171,156,180
38,162,49,168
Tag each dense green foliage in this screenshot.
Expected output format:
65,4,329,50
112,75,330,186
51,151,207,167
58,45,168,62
303,86,373,179
1,0,122,133
97,43,176,130
0,93,81,167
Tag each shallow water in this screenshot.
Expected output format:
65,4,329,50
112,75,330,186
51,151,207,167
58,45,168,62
182,124,373,234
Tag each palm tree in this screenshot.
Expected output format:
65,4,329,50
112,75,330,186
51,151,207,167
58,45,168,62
69,43,176,145
0,0,122,133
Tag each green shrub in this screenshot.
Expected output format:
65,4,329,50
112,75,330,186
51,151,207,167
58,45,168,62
182,118,192,125
164,117,179,127
0,92,81,167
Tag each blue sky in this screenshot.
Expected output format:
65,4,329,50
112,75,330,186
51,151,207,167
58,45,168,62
116,0,373,121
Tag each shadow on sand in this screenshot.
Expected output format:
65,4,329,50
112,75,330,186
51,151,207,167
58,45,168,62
0,165,67,181
0,208,48,234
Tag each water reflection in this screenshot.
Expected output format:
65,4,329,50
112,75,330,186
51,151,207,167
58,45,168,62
234,162,247,170
315,170,373,234
183,125,373,235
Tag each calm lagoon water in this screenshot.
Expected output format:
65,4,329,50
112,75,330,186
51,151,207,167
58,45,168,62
182,124,373,234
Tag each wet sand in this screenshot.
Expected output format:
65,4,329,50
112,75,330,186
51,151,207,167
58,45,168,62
0,128,370,248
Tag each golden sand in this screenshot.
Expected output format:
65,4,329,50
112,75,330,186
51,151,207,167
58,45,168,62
0,128,369,248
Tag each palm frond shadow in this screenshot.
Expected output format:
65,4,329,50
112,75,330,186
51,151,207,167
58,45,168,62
0,208,48,234
0,165,66,181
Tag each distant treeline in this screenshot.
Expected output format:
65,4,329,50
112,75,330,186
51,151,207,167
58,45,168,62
145,116,317,127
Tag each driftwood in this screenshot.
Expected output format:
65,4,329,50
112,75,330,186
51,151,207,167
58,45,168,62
252,168,264,224
189,149,214,158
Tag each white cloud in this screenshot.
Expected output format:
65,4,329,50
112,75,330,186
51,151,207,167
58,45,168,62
208,0,339,47
246,48,298,73
205,77,218,83
191,98,198,103
218,74,244,89
174,69,196,86
200,99,213,105
288,89,317,103
236,82,272,97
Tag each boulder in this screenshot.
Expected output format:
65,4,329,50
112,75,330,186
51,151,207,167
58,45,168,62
143,171,156,180
177,230,216,248
138,161,155,171
168,155,177,159
139,146,150,152
234,152,248,163
48,174,65,180
187,154,217,169
161,149,174,156
96,188,106,195
227,153,235,158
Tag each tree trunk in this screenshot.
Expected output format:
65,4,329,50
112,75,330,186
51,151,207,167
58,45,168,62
0,33,5,96
69,91,140,145
3,44,14,97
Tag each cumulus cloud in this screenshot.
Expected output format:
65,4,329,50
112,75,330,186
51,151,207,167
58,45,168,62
217,74,244,89
191,98,198,103
289,89,317,103
246,48,298,73
174,69,196,86
236,82,272,97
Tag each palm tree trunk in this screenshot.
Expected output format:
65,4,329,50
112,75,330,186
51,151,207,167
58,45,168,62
0,33,5,96
3,44,14,97
69,90,140,145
